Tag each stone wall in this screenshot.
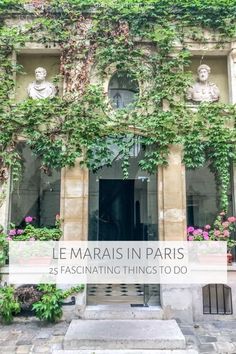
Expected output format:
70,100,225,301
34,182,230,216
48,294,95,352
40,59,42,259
158,145,187,241
60,160,89,241
192,269,236,321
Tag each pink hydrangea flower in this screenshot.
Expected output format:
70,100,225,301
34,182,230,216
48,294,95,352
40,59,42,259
222,221,229,228
214,230,221,236
223,230,230,237
203,231,209,238
193,229,200,235
25,216,33,223
188,236,194,241
196,228,203,234
203,234,209,240
6,236,12,241
204,224,211,230
187,226,194,233
17,229,24,235
9,229,16,236
227,216,236,223
220,211,226,216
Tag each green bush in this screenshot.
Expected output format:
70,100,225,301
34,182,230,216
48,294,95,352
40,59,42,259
14,224,62,241
0,286,20,324
32,284,84,323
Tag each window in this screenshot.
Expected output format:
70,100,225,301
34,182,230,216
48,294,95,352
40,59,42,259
186,164,236,260
108,71,139,109
186,164,233,227
10,143,61,227
203,284,233,314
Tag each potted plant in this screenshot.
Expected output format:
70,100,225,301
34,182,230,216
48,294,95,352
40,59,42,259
6,214,62,242
187,212,236,265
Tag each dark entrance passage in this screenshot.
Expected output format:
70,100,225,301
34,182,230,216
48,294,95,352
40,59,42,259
88,150,159,306
99,179,145,242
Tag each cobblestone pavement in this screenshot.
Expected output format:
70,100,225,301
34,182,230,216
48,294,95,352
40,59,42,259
180,321,236,354
0,317,69,354
0,318,236,353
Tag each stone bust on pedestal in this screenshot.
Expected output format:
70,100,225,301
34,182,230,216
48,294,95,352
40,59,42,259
186,64,220,103
27,67,56,99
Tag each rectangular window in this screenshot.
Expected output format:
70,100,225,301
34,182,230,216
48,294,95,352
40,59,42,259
186,164,235,260
186,164,233,227
10,143,61,228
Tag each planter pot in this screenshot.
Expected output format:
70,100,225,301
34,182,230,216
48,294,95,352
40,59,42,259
18,256,51,266
227,252,233,265
198,254,226,265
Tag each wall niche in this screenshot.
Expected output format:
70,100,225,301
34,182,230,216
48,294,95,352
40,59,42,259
15,53,62,101
187,56,229,103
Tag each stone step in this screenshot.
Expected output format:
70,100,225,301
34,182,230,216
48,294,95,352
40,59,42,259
82,305,164,320
53,350,198,354
63,319,186,350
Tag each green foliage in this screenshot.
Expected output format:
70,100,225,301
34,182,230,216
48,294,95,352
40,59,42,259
0,286,20,324
0,227,8,267
0,0,235,212
0,283,84,324
32,284,84,322
11,223,62,241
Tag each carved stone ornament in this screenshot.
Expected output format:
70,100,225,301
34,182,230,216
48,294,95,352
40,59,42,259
186,64,220,103
27,67,56,99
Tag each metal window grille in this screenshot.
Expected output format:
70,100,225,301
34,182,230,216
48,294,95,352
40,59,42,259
203,284,233,315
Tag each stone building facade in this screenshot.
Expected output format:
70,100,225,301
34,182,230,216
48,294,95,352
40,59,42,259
0,12,236,325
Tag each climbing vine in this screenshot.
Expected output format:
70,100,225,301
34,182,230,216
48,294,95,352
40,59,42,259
0,0,236,211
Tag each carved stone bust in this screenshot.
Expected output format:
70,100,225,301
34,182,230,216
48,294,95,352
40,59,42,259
186,64,220,103
27,67,56,99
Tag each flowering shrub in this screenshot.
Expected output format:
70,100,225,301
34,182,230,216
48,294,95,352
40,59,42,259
187,212,236,251
0,226,8,266
6,215,62,242
0,215,62,266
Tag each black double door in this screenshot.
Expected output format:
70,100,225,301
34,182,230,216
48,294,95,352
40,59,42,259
98,179,146,242
88,177,160,306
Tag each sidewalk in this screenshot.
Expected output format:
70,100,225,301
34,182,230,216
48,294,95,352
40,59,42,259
0,318,236,354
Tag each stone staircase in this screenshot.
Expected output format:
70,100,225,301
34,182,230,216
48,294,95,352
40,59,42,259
54,351,198,354
52,305,199,354
82,304,164,320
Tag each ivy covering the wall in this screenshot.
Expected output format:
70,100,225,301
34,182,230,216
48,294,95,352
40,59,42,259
0,0,236,211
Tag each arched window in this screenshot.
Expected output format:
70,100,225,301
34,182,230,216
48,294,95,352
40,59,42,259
108,71,139,109
203,284,232,314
